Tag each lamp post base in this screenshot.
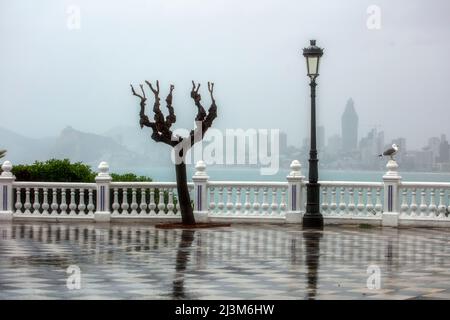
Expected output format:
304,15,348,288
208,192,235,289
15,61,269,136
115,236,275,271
302,214,324,229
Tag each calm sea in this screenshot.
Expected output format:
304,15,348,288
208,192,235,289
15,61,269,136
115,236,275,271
116,166,450,183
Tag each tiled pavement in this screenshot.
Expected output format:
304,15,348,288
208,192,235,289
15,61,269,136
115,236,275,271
0,222,449,300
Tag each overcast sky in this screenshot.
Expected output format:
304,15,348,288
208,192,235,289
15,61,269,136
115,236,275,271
1,0,449,150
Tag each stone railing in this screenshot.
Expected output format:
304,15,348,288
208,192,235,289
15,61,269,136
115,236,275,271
320,181,384,219
1,159,450,227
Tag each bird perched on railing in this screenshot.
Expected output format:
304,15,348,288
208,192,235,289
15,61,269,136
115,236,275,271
378,144,399,160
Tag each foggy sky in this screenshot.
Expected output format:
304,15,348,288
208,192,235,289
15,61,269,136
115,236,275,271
1,0,449,150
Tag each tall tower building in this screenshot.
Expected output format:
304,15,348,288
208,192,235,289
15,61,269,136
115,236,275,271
341,98,358,152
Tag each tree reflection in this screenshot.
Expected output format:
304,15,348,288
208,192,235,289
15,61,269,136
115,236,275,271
172,229,196,299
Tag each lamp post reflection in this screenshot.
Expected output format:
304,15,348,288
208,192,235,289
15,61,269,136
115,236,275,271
303,230,322,300
172,229,196,299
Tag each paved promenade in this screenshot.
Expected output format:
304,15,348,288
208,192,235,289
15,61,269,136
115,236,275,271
0,222,449,299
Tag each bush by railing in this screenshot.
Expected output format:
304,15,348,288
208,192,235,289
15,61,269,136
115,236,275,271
8,159,152,183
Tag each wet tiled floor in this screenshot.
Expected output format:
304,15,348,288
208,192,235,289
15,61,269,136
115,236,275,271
0,222,449,300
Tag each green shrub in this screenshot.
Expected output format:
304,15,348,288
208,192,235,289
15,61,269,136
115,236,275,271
111,173,152,182
12,159,95,182
9,159,152,183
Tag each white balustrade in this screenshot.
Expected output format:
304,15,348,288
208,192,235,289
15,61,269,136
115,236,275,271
319,181,383,218
2,159,450,226
207,182,288,217
109,182,193,216
398,182,450,220
13,182,96,217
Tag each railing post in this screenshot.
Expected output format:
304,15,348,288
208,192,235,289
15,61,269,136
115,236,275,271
286,160,304,223
193,160,209,223
382,159,401,227
95,161,112,222
0,161,15,220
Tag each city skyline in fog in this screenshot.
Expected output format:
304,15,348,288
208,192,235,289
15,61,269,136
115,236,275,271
1,0,450,150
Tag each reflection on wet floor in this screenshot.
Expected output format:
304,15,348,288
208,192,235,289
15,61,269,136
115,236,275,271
0,222,449,299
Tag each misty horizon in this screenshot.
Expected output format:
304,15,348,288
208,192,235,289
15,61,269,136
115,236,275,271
1,0,450,152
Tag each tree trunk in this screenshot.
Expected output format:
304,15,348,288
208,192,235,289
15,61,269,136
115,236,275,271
175,161,196,225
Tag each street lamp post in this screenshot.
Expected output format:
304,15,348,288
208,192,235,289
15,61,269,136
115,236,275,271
302,39,324,229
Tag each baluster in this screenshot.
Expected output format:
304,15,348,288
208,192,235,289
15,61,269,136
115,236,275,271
32,188,40,214
23,188,32,214
338,188,346,215
121,188,129,214
130,188,138,215
217,187,224,214
356,188,364,215
78,189,86,215
270,187,278,215
374,187,382,214
419,189,427,217
261,187,269,214
235,187,242,214
320,187,328,215
157,188,166,214
69,188,77,215
400,189,409,217
437,189,446,218
60,188,68,215
167,188,175,215
244,188,251,215
209,187,216,214
42,188,49,215
87,189,94,215
226,187,234,214
51,188,58,215
139,188,147,215
410,188,418,217
252,188,260,215
280,187,287,212
329,187,337,215
149,189,156,215
366,187,374,215
139,188,148,214
15,188,23,214
428,188,437,217
348,188,355,215
112,188,120,215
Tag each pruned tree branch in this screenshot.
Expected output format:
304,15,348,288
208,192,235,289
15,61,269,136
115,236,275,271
131,84,152,129
165,84,176,128
132,80,218,150
191,80,207,122
189,81,217,147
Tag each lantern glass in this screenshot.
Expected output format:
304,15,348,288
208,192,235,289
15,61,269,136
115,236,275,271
307,56,319,77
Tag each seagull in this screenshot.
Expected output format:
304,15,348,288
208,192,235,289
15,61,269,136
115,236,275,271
379,144,399,160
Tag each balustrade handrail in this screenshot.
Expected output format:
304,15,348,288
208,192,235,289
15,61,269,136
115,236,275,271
207,181,288,188
110,181,193,188
318,181,383,188
400,181,450,188
13,181,96,189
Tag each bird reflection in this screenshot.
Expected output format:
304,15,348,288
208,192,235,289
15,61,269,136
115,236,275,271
303,230,322,300
172,229,196,299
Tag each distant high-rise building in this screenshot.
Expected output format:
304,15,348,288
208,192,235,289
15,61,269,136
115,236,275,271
341,98,358,152
327,134,342,154
359,128,385,168
439,134,450,163
427,137,441,163
279,131,288,154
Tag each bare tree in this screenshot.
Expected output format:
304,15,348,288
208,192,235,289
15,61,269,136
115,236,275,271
130,80,217,225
